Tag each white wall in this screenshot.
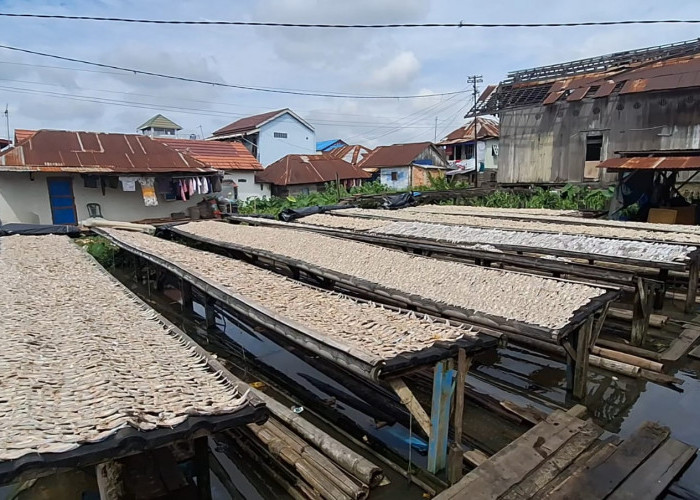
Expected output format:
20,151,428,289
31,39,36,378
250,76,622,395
0,172,222,224
257,113,315,167
379,167,411,190
221,171,270,201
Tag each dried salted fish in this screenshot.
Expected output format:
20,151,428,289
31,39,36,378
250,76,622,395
0,235,250,462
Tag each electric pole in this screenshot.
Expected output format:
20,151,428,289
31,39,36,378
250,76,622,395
434,116,438,142
467,75,483,187
4,104,9,145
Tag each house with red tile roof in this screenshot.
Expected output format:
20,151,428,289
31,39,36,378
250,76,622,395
0,129,251,225
359,142,448,190
209,108,315,167
156,137,270,200
256,153,370,197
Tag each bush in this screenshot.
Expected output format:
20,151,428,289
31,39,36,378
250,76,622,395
75,236,120,267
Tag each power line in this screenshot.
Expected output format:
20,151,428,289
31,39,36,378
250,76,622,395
0,44,467,100
1,13,700,28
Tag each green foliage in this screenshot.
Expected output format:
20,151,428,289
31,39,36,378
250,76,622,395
75,236,119,267
451,184,615,211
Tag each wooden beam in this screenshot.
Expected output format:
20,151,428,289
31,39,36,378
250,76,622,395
388,378,432,438
685,260,699,314
194,436,212,500
204,297,217,329
96,460,127,500
453,350,471,445
573,317,593,400
630,280,652,347
463,449,489,468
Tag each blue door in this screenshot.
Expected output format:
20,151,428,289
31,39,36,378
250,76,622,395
47,178,77,225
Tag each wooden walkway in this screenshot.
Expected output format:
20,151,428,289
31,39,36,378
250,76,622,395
436,407,697,500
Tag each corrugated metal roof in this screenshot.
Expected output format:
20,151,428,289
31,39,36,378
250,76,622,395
156,137,262,171
599,156,700,171
14,129,37,144
359,142,440,168
212,108,314,138
0,130,216,173
255,154,371,186
137,114,182,131
437,118,500,145
316,139,347,151
325,144,371,165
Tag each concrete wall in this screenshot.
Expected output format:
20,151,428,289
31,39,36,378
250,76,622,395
257,113,316,167
0,172,218,224
380,166,411,190
221,171,271,201
497,88,700,184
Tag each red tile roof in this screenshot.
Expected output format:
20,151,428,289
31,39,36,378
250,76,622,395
359,142,439,169
438,118,499,145
212,109,286,137
255,154,371,186
156,137,262,171
0,130,214,173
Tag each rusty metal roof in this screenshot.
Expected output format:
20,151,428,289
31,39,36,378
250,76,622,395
325,144,372,165
437,118,499,145
0,130,216,173
255,154,371,186
478,38,700,114
211,108,314,138
156,137,262,171
14,129,37,144
359,142,446,169
599,156,700,171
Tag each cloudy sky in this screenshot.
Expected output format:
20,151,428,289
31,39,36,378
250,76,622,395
0,0,698,147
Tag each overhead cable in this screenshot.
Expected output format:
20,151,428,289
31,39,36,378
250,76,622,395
1,13,699,28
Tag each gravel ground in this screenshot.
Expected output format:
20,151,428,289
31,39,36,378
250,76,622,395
103,229,479,361
371,221,695,263
177,221,608,330
326,208,700,245
0,235,249,460
408,205,700,236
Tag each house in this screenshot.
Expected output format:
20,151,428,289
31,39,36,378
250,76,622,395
210,109,316,167
255,154,370,197
438,117,499,171
316,139,348,152
0,129,226,225
156,137,270,201
137,114,182,137
359,142,448,190
325,144,372,165
477,38,700,185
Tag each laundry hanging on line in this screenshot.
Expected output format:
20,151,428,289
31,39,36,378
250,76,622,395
138,177,158,207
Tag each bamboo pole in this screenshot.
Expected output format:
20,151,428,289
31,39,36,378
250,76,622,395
590,346,663,372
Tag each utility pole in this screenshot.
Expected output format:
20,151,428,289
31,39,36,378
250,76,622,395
4,104,9,145
467,75,483,187
434,116,438,142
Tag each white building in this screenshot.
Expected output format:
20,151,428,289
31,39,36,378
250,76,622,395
359,142,449,190
209,109,315,167
0,129,261,225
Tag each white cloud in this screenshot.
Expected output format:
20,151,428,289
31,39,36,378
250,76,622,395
367,51,421,90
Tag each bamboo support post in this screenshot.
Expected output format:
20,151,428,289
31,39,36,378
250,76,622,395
194,436,212,500
427,360,456,474
685,260,699,313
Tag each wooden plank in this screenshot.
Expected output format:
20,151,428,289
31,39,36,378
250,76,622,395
453,350,471,444
388,378,432,437
501,420,604,500
463,449,489,468
573,318,593,400
661,328,700,361
194,436,213,500
546,422,670,499
500,400,547,425
539,439,619,499
435,410,587,500
608,438,697,500
689,344,700,360
685,260,699,313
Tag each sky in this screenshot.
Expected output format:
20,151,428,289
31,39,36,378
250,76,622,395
0,0,698,147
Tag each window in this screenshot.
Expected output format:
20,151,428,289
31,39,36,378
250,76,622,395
585,135,603,162
391,172,398,181
273,132,288,139
237,178,247,183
